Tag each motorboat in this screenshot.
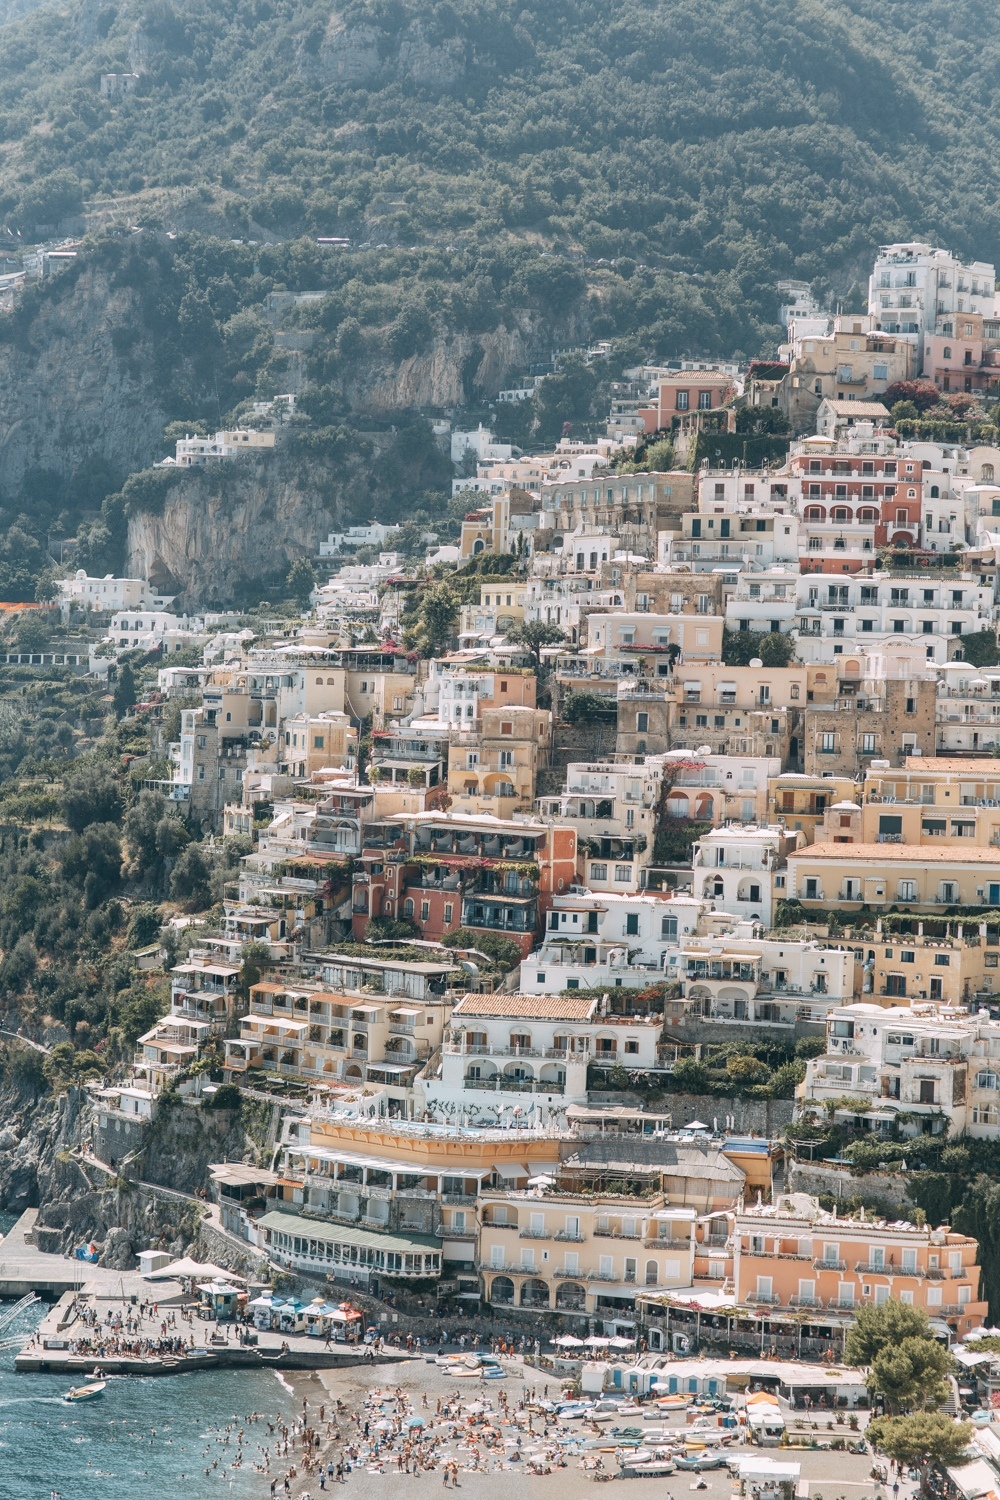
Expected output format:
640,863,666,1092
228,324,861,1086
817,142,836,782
64,1380,106,1404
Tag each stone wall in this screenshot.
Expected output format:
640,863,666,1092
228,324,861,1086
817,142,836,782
587,1090,794,1134
787,1159,912,1212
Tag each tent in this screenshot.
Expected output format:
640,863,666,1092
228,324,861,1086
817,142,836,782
152,1256,247,1283
553,1335,585,1348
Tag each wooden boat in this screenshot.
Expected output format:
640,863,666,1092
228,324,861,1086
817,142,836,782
621,1457,676,1476
64,1380,106,1403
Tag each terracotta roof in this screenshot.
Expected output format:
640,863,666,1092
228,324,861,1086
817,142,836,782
452,992,598,1020
792,842,1000,863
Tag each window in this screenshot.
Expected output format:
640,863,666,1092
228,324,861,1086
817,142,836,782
675,390,689,410
820,732,836,753
661,915,677,940
898,880,917,901
614,864,632,882
861,734,877,752
625,913,639,936
590,863,607,880
636,711,649,733
500,721,513,735
697,390,712,409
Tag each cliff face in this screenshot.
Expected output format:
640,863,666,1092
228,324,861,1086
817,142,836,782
126,458,334,606
355,323,536,412
125,423,449,607
0,264,170,502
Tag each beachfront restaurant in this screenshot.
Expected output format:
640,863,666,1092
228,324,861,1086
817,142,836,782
257,1209,442,1289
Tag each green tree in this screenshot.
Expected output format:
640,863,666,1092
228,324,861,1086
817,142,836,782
504,619,566,672
287,556,316,606
954,1176,1000,1319
61,765,123,833
870,1336,953,1414
42,1041,105,1090
61,822,122,905
14,613,51,653
866,1412,972,1476
112,661,137,719
759,631,795,667
768,1058,806,1097
844,1297,935,1367
408,583,459,656
169,843,212,909
670,1057,709,1093
958,629,1000,667
726,1054,770,1086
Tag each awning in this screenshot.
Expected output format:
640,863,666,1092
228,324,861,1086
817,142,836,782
257,1210,438,1254
493,1162,531,1179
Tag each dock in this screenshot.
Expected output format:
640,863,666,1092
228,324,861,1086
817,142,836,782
0,1209,407,1377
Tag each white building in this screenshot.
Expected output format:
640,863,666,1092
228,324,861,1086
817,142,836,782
869,244,995,365
165,429,276,466
679,933,856,1028
794,572,995,665
424,991,668,1125
522,891,715,994
802,1003,1000,1140
691,824,799,928
58,571,173,616
319,523,402,556
725,569,800,637
538,760,665,893
451,425,515,467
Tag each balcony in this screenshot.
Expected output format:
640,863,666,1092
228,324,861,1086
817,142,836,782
745,1292,781,1306
554,1230,586,1242
788,1294,823,1308
519,1229,552,1240
813,1259,846,1272
593,1228,642,1240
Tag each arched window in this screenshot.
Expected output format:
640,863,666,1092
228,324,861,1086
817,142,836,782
982,464,995,482
943,346,952,359
832,507,850,522
858,507,877,521
645,1259,659,1286
930,485,939,498
804,506,824,521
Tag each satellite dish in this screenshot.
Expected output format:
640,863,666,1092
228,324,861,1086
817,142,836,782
749,657,763,668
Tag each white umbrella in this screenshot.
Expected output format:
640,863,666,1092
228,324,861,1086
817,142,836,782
685,1120,709,1131
585,1335,611,1347
610,1336,636,1349
553,1335,585,1347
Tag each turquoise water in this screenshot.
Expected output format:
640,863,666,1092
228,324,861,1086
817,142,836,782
0,1290,294,1500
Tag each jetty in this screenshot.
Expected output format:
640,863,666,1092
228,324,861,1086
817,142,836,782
0,1209,407,1377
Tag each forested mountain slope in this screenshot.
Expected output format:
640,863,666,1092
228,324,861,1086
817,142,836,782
0,0,998,347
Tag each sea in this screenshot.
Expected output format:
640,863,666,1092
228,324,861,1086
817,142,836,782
0,1217,294,1500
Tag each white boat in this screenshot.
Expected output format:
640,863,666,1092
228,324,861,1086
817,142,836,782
64,1380,106,1404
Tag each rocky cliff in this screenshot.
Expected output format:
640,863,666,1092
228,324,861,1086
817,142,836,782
125,421,449,607
0,260,170,504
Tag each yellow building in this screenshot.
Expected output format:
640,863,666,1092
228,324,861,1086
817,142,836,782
788,841,1000,913
862,757,1000,848
855,923,995,1007
280,711,357,778
447,703,552,817
769,772,858,842
478,1188,696,1327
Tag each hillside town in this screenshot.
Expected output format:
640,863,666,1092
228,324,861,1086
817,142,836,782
14,239,1000,1493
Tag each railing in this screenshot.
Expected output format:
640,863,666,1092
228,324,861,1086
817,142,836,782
554,1230,586,1242
593,1229,641,1240
788,1294,823,1308
388,1022,415,1037
442,1194,476,1206
483,1221,518,1232
813,1259,846,1272
745,1292,780,1305
520,1229,552,1240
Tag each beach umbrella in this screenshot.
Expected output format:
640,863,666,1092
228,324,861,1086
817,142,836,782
553,1334,585,1347
585,1335,611,1347
685,1120,709,1131
610,1337,635,1349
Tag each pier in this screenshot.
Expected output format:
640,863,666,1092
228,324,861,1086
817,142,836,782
0,1208,407,1377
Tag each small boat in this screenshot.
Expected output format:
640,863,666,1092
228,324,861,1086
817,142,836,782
64,1380,106,1403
